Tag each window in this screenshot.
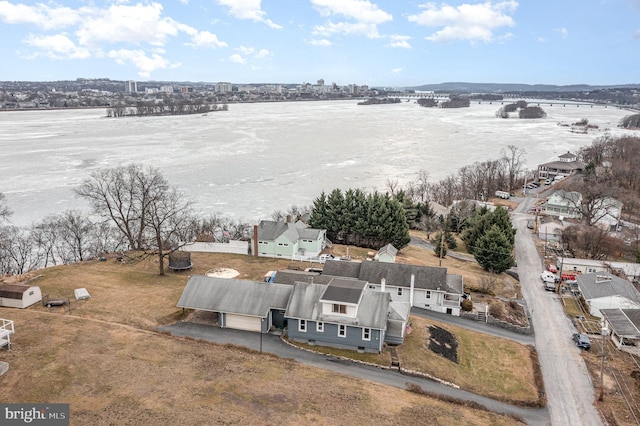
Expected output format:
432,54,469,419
299,319,307,332
316,322,324,332
425,290,431,299
397,288,403,296
302,239,313,243
338,325,346,337
332,304,347,314
362,328,371,341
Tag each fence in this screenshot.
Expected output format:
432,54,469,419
180,240,249,255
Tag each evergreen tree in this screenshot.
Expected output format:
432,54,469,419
308,191,329,230
432,231,447,258
474,225,514,273
490,206,516,245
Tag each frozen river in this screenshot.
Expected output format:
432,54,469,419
0,100,636,226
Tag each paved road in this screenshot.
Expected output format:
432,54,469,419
159,321,550,425
512,201,602,426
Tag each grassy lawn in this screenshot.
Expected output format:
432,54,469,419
0,309,522,426
0,249,534,423
397,316,541,406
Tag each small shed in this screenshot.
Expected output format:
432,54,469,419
375,244,398,263
0,284,42,309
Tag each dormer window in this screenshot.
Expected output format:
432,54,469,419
332,304,347,314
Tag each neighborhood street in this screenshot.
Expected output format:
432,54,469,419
512,199,602,426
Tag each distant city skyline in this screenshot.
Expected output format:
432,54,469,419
1,1,639,86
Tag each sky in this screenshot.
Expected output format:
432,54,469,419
0,0,639,87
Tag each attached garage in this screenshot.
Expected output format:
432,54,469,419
0,284,42,309
224,314,262,332
177,275,292,334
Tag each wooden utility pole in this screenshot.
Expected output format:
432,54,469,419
439,231,445,267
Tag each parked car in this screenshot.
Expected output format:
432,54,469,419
572,333,591,350
527,220,534,229
544,178,553,185
547,264,558,273
540,271,560,283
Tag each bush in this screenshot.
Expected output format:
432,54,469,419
461,299,473,312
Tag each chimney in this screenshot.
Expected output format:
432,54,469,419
253,225,259,257
410,274,415,306
381,278,386,293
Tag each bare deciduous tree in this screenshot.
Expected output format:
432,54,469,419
501,145,526,191
0,193,11,223
76,164,194,275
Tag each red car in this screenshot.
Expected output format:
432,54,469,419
561,273,576,281
547,264,558,273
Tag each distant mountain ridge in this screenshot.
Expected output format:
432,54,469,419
406,82,640,92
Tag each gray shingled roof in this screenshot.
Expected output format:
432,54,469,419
177,275,292,317
285,281,390,329
321,260,363,278
601,309,640,338
322,260,455,293
577,272,640,302
257,220,290,241
0,283,31,299
377,244,398,256
320,278,366,304
271,270,322,285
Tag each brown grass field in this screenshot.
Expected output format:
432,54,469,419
0,247,532,425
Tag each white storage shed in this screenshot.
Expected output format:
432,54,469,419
0,284,42,309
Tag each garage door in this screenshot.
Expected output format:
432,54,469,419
225,314,262,332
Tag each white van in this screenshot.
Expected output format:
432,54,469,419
495,190,510,199
540,271,558,283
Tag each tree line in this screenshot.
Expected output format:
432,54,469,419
0,165,250,277
106,100,228,118
308,188,411,249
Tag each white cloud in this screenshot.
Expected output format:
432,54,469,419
186,31,228,49
255,49,270,58
313,21,381,38
229,53,246,64
386,34,411,48
309,38,332,46
311,0,392,23
215,0,282,29
75,3,181,47
0,1,228,78
229,46,271,64
554,27,568,39
310,0,392,38
390,67,402,75
108,48,180,78
0,1,81,30
24,33,91,59
408,1,518,43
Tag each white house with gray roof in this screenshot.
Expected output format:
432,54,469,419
542,190,582,219
576,272,640,317
252,220,327,259
285,277,404,353
322,260,463,316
